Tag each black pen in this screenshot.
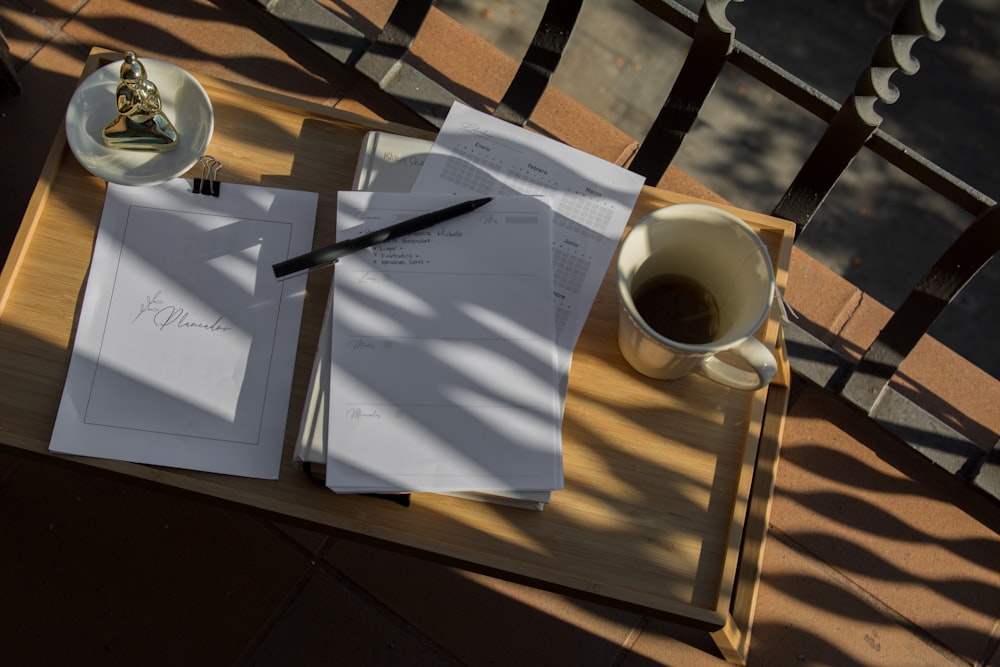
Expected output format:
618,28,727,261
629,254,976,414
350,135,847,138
272,197,493,278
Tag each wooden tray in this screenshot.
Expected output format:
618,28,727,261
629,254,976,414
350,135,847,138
0,49,794,664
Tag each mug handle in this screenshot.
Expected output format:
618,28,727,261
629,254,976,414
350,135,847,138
698,337,777,391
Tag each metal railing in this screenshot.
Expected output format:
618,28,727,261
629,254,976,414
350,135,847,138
258,0,999,491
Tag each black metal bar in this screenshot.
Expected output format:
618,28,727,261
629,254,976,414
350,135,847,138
866,130,996,216
840,205,1000,411
725,38,992,215
494,0,585,126
771,0,946,233
769,103,877,231
353,0,433,82
628,0,740,184
371,0,434,62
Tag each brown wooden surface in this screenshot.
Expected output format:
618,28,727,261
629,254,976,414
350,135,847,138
0,50,794,638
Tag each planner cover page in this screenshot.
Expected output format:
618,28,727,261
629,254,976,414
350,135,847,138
49,178,316,479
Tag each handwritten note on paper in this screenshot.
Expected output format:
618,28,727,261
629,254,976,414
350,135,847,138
326,192,562,493
411,102,645,379
50,179,316,479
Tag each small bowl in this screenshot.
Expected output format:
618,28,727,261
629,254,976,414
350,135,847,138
65,57,214,187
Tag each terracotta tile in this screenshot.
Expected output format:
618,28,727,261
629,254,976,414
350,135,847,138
774,382,1000,663
13,0,83,25
785,246,865,355
529,87,639,166
0,458,310,665
655,166,729,205
745,536,962,665
0,3,59,64
325,538,642,666
835,289,893,363
247,566,459,665
269,520,332,557
623,534,963,666
893,333,1000,453
408,8,516,106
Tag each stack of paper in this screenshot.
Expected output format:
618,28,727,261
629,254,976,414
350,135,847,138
297,102,645,508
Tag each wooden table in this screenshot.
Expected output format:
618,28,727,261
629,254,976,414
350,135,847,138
0,50,794,665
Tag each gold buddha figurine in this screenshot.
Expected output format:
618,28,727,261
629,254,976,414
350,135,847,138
102,51,179,151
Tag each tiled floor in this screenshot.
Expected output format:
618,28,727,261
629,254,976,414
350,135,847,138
1,1,998,665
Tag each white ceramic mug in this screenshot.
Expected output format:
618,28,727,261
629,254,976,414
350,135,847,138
616,203,777,391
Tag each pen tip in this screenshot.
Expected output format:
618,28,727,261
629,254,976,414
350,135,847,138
472,197,493,208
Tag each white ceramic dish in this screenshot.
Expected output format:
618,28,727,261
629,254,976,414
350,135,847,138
65,57,214,187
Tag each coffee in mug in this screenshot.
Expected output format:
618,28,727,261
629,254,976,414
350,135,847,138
631,273,720,345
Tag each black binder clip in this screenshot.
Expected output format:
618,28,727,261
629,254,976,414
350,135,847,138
192,155,222,197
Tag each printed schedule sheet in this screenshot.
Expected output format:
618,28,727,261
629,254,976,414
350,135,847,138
412,102,646,376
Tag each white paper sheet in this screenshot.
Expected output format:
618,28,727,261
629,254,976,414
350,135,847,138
50,179,316,479
412,102,646,377
325,192,561,493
